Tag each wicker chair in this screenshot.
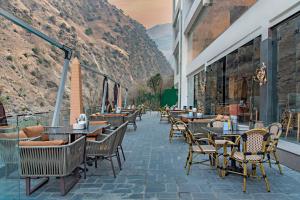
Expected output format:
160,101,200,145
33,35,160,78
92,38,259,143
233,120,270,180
208,120,236,177
184,127,219,175
125,111,138,131
86,126,122,177
160,109,169,122
19,136,86,196
266,123,283,174
137,108,142,121
169,116,187,143
229,129,270,192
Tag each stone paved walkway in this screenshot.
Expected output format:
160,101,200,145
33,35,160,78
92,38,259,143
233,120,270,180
2,112,300,200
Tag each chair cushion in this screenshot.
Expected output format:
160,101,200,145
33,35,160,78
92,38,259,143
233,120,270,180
19,140,66,146
192,145,216,153
233,152,262,161
23,125,48,141
0,130,28,139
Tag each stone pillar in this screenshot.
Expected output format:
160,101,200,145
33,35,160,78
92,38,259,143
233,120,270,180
70,57,83,125
259,36,276,124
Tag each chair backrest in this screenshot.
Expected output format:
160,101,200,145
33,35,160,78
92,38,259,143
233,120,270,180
103,130,118,155
254,121,265,128
111,122,128,153
126,111,138,123
241,129,269,155
20,136,86,177
117,122,128,146
91,116,124,128
268,122,282,139
212,121,223,128
185,127,196,145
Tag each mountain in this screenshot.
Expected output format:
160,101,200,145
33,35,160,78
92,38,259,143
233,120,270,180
0,0,173,113
147,23,172,63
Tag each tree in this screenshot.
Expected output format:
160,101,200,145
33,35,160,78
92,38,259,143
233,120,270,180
147,73,163,95
147,73,163,106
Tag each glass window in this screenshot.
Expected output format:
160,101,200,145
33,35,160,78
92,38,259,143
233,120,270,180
273,14,300,142
203,37,261,123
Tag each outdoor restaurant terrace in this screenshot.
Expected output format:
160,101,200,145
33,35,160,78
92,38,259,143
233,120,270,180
2,2,300,200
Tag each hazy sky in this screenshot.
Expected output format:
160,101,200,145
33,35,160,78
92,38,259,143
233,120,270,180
108,0,173,28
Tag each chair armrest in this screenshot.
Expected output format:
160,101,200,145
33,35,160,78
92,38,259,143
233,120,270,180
195,137,215,146
28,136,42,141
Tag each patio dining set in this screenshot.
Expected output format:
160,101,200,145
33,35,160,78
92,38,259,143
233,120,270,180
161,108,283,192
0,108,142,196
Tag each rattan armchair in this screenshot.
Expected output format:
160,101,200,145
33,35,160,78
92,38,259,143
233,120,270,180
86,123,127,177
159,109,169,122
169,116,187,143
184,128,219,175
229,129,270,192
266,123,283,174
19,136,86,196
125,111,138,131
137,108,143,121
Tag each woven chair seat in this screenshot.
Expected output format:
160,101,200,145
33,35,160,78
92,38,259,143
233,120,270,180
172,125,186,130
192,145,216,153
233,152,262,161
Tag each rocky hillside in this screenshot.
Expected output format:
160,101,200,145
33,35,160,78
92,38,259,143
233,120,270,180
0,0,173,113
147,23,173,63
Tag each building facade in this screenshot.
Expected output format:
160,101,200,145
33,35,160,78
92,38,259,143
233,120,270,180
172,0,300,125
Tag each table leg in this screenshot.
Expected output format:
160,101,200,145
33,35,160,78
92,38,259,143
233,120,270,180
297,113,300,143
285,112,292,138
83,136,87,179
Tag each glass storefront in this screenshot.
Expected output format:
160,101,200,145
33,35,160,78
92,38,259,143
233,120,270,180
273,13,300,141
274,14,300,116
195,37,261,123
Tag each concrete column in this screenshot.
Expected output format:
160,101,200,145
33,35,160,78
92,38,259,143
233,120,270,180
259,36,276,124
69,57,83,124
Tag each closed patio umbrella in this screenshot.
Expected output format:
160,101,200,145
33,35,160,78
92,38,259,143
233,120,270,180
0,101,7,126
113,83,118,108
118,85,122,108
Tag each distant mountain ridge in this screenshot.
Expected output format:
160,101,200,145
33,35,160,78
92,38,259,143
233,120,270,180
0,0,173,113
147,23,172,64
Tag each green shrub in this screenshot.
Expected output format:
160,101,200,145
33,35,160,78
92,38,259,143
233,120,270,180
6,56,13,61
85,28,93,36
32,48,39,55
